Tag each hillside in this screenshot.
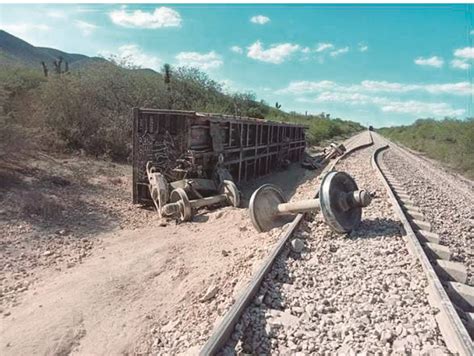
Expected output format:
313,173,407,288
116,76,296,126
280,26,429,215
0,30,364,163
378,118,474,178
0,30,102,70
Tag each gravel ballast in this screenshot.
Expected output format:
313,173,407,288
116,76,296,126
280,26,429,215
378,135,473,286
224,135,449,355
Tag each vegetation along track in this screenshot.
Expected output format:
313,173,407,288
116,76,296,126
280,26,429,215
201,131,474,355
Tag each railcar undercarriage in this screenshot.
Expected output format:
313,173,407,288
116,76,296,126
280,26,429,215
132,108,307,220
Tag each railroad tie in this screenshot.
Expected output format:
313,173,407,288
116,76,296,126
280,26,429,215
410,219,432,232
405,209,425,221
435,260,468,284
444,282,474,312
423,242,452,261
416,230,441,244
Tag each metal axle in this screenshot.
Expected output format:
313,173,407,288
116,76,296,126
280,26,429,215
249,171,372,233
161,180,240,222
162,194,228,216
276,190,371,215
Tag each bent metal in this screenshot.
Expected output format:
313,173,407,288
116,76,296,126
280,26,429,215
132,108,307,221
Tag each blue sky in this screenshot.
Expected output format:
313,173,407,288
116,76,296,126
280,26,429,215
1,3,473,127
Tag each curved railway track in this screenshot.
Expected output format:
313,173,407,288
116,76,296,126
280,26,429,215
376,135,473,287
200,132,375,355
200,131,473,355
373,135,473,356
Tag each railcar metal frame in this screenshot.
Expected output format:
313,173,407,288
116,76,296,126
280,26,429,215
132,108,307,205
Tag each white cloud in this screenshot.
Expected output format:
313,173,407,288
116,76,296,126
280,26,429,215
247,41,300,64
230,46,243,54
103,44,162,71
278,79,472,96
313,91,464,117
1,23,50,36
380,100,465,117
301,47,311,54
109,7,181,29
282,79,468,118
414,56,444,68
359,80,410,92
454,47,474,60
358,43,368,52
316,43,334,52
47,10,66,19
470,30,474,35
74,20,98,36
315,92,377,105
450,59,470,70
330,47,349,57
423,82,472,95
277,80,337,95
361,81,472,95
250,15,270,25
176,51,223,70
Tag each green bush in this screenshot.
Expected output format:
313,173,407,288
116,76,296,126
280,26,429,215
378,118,474,178
0,61,364,161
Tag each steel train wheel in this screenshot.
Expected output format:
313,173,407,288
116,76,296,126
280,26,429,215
220,180,240,208
319,171,362,233
169,188,192,222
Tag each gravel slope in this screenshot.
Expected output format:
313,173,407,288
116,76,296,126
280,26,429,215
224,136,449,355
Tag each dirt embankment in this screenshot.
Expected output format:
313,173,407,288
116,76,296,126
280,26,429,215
0,148,323,355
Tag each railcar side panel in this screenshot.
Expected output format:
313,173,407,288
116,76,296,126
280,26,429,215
132,108,306,205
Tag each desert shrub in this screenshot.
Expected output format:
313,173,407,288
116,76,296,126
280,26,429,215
1,61,365,161
378,118,474,178
36,62,168,160
264,110,362,145
0,68,46,162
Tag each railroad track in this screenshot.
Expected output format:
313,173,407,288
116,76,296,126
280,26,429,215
200,131,374,355
372,139,473,356
375,134,473,287
200,131,473,355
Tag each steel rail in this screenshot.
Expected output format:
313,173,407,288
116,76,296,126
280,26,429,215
372,144,473,356
199,131,374,355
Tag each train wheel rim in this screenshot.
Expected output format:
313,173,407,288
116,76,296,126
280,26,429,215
170,188,192,221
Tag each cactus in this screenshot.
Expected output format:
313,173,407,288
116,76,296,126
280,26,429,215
41,61,48,77
162,63,173,109
52,56,69,75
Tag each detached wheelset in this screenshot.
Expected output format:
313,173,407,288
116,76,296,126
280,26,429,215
249,171,372,233
161,180,240,222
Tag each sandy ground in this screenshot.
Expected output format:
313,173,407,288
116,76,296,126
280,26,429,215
0,144,331,355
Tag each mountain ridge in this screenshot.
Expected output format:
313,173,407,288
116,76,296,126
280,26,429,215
0,30,103,70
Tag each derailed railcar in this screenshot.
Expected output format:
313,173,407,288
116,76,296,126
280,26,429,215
132,108,307,219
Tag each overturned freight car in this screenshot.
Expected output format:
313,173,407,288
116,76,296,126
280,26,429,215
132,108,307,220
